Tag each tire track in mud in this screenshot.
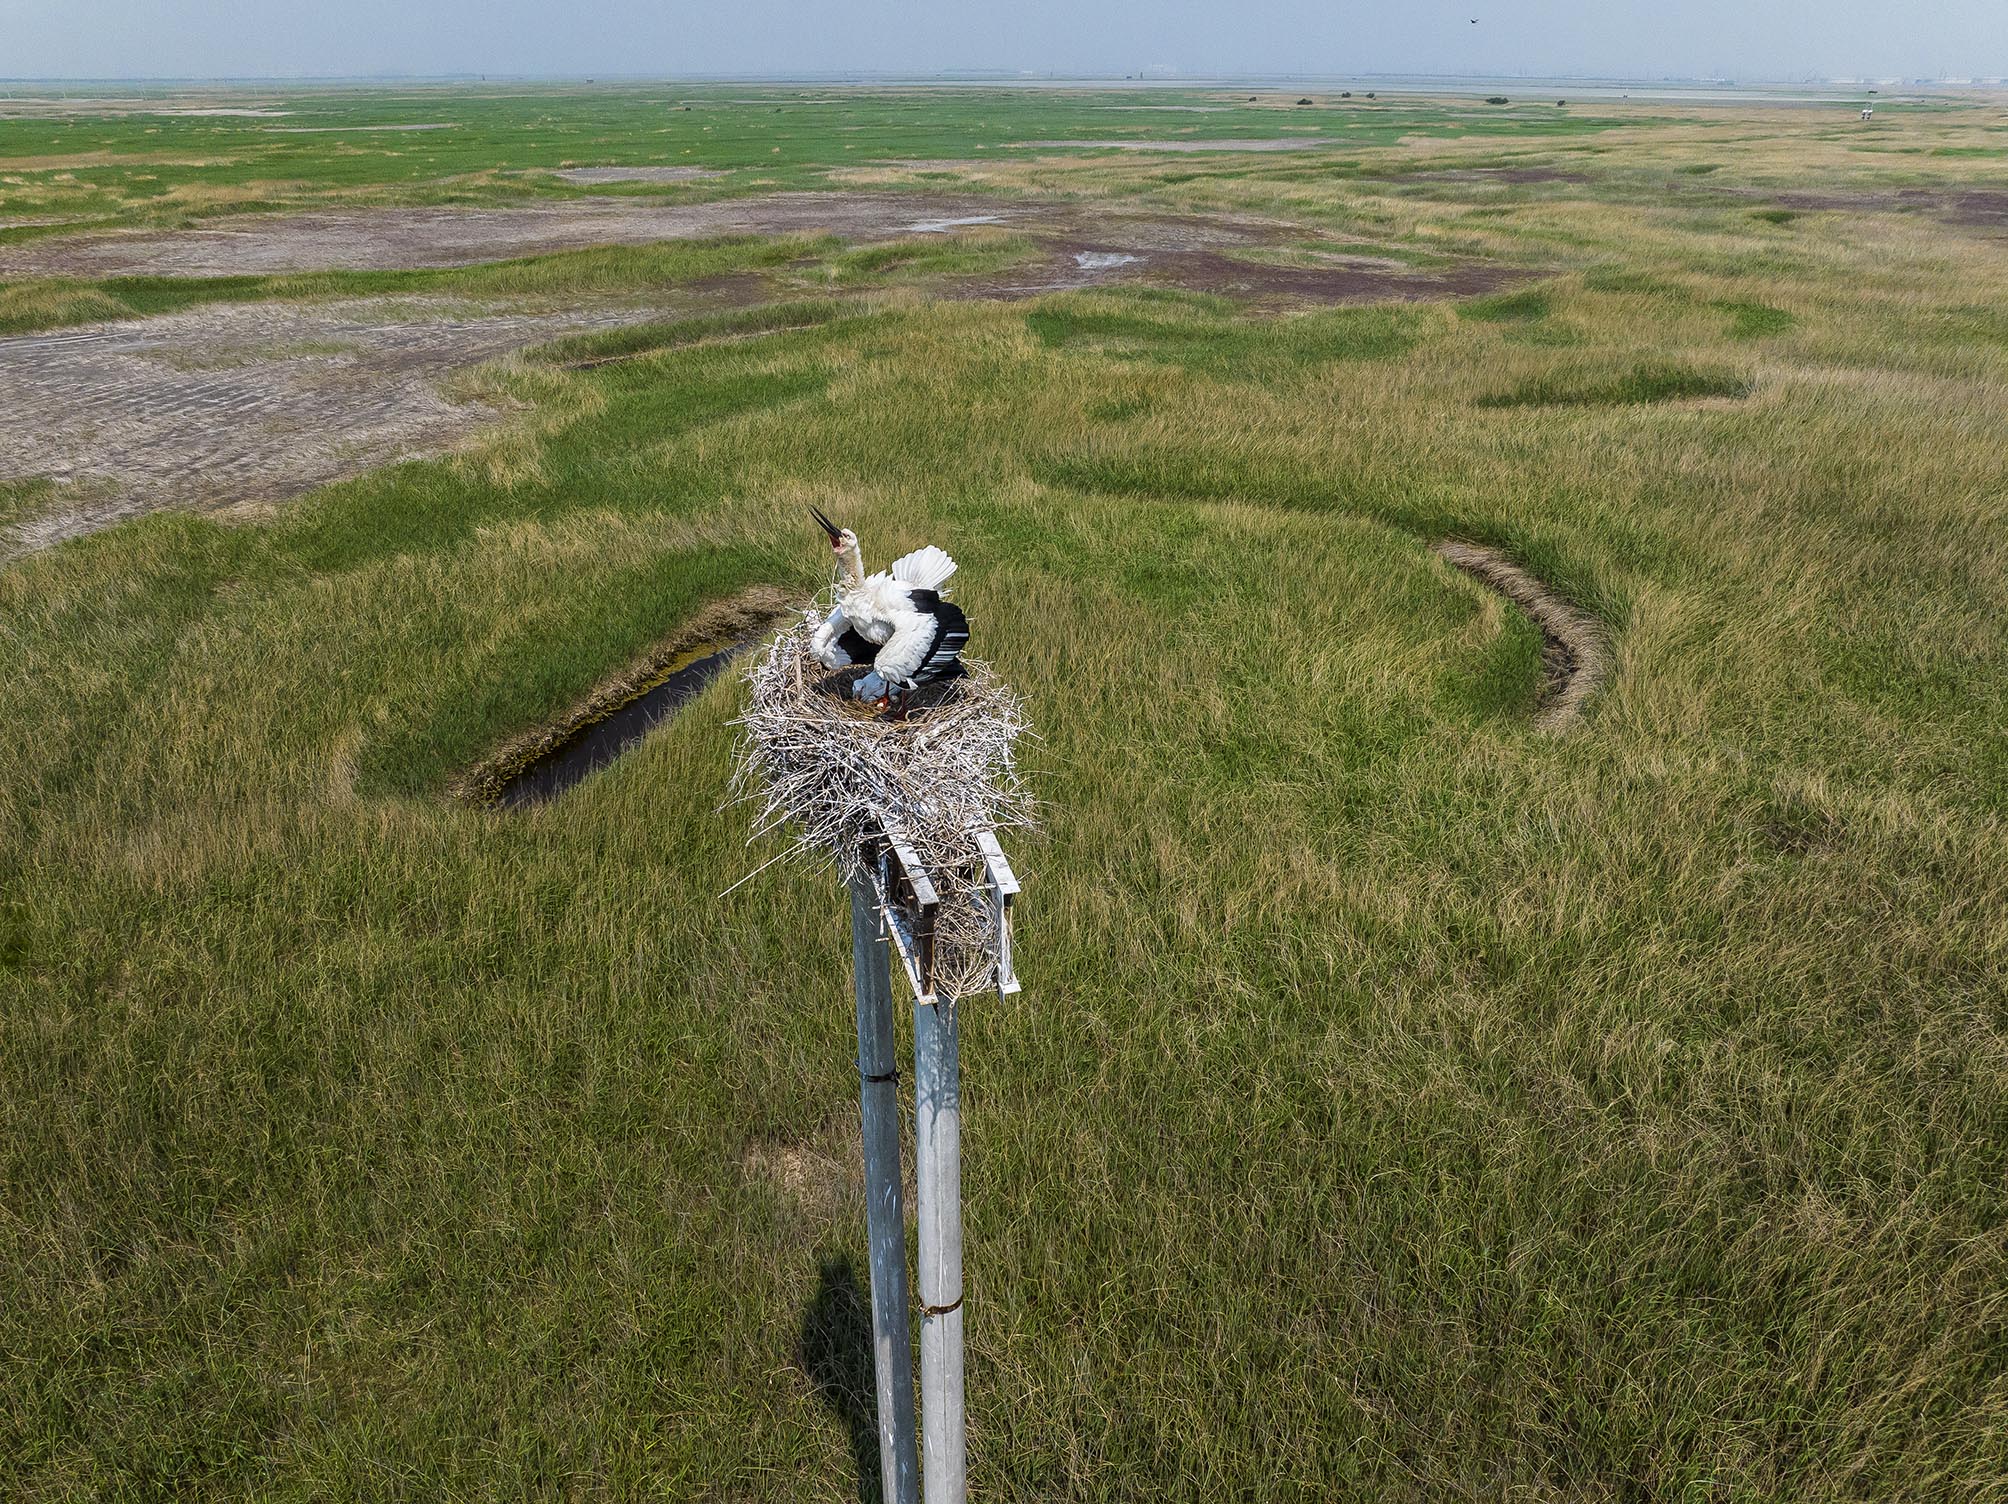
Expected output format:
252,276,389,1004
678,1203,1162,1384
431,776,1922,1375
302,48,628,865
0,297,692,559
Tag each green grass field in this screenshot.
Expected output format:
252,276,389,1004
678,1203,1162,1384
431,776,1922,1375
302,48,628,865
0,83,1631,233
3,83,2007,1500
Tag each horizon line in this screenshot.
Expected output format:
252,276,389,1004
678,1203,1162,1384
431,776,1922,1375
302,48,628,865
3,70,2004,90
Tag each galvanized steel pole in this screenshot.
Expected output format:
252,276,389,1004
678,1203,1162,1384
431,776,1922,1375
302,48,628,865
850,874,919,1504
913,994,965,1504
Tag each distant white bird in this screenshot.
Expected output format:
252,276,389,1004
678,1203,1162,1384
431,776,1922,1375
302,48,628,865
807,506,970,705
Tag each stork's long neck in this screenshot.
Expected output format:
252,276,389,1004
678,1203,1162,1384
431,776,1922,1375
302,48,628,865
839,540,865,587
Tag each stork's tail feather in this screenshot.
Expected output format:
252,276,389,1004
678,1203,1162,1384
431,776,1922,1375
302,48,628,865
890,544,957,593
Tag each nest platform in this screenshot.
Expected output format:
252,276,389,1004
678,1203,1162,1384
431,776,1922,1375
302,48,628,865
729,609,1033,999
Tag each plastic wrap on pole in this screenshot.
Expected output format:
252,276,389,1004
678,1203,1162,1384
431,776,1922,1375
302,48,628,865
851,876,919,1504
914,995,966,1504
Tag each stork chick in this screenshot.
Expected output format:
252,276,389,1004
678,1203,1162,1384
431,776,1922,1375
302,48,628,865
807,506,969,707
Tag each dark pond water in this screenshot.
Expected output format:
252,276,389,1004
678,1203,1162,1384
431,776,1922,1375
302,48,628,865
495,640,753,808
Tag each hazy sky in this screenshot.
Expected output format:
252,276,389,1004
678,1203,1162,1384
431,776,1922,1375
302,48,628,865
9,0,2005,83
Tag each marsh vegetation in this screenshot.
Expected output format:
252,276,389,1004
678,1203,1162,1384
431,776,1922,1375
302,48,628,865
2,82,2006,1500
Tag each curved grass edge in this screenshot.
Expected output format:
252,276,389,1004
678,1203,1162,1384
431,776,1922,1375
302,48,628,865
452,583,794,805
1433,539,1610,732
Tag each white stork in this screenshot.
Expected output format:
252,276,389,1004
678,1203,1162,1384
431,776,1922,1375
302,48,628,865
807,506,970,705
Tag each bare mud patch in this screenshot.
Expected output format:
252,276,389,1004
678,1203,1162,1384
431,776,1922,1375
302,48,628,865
1129,248,1523,303
0,295,708,558
0,191,1531,312
905,213,1007,232
927,205,1528,305
0,97,289,120
0,194,1534,553
1434,541,1608,731
1936,190,2008,230
0,193,1021,278
1712,186,2008,233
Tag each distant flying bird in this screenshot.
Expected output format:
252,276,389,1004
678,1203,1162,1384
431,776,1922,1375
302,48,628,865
808,507,970,705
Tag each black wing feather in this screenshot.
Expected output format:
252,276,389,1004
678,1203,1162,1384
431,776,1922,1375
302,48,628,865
911,600,970,684
835,627,877,665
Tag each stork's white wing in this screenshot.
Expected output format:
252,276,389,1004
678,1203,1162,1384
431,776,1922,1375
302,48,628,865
871,607,937,686
889,544,956,592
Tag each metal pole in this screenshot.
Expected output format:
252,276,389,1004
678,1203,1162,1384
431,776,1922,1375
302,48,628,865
913,993,965,1504
850,875,919,1504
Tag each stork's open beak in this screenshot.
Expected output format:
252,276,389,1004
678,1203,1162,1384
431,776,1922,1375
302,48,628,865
808,506,845,547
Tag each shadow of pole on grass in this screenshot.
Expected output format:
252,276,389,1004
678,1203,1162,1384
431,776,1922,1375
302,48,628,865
799,1252,883,1504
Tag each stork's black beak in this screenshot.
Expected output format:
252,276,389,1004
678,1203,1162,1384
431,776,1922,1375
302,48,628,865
808,505,845,546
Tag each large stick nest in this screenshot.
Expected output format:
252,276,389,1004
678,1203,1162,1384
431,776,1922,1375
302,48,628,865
728,600,1034,999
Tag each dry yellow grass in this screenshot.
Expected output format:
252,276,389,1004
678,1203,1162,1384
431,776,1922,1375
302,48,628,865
4,85,2008,1501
